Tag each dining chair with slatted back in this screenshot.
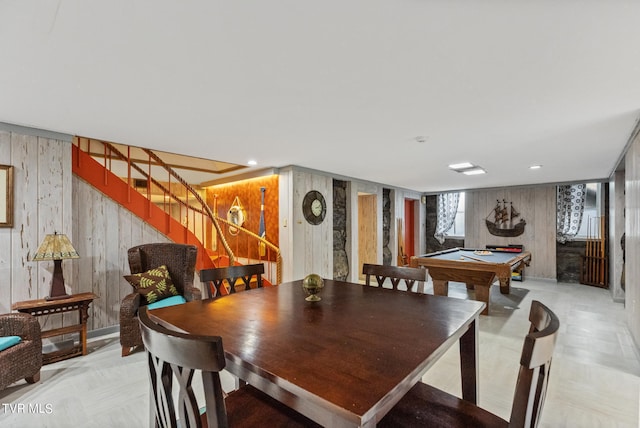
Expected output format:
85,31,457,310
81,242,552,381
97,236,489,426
138,307,320,428
200,264,265,299
380,300,560,428
362,263,427,293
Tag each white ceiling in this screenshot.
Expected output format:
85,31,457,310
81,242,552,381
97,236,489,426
1,1,639,193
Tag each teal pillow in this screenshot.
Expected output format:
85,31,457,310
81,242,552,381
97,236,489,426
0,336,22,352
146,295,187,310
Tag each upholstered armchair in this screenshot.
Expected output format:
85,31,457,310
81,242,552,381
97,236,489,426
0,313,42,390
120,243,201,357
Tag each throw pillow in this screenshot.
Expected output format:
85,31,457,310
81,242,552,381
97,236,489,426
0,336,22,352
124,265,179,305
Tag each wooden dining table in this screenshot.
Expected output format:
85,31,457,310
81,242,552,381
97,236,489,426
148,279,486,427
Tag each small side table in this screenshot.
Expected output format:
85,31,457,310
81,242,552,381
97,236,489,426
12,292,98,365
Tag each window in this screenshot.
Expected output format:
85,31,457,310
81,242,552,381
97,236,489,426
448,192,465,237
575,183,602,239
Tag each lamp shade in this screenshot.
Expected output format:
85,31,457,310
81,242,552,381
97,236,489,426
32,232,79,261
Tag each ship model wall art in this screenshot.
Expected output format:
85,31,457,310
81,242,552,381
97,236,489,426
486,199,526,237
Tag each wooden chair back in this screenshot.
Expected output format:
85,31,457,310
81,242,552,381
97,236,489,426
508,300,560,427
138,307,228,428
128,243,198,295
362,263,427,293
380,300,559,428
200,264,265,298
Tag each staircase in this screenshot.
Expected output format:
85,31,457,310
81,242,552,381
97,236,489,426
71,137,281,288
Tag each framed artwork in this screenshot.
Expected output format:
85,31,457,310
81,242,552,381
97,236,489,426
0,165,13,227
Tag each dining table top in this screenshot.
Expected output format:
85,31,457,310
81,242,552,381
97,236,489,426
148,278,486,427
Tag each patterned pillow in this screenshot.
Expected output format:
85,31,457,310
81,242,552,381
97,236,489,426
124,265,179,304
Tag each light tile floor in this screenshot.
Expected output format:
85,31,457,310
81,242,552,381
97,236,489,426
0,279,638,427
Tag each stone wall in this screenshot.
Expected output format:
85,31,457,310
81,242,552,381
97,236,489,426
333,179,349,280
424,195,464,254
382,188,392,265
556,240,583,283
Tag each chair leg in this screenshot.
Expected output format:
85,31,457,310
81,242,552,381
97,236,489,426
26,371,40,384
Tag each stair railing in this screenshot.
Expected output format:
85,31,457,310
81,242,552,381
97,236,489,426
74,137,282,284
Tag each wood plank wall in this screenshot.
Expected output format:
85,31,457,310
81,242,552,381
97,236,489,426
0,130,74,336
1,128,206,336
71,176,177,331
609,170,625,302
625,132,640,349
283,168,333,282
465,186,557,280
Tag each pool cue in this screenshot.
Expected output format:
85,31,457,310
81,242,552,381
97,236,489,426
600,216,605,285
461,254,492,263
592,217,597,284
585,217,591,283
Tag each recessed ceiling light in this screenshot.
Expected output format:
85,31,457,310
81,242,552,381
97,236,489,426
247,160,257,166
463,168,486,175
529,164,542,170
448,162,474,169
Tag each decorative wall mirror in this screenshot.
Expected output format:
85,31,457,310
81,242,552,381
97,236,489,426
227,196,246,236
0,165,13,228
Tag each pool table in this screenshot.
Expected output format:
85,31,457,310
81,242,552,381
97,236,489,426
410,247,531,315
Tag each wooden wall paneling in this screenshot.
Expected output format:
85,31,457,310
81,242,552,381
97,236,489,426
625,134,640,347
292,170,310,280
75,176,97,330
59,140,76,333
0,131,11,313
11,134,39,304
610,170,625,302
118,207,135,318
290,169,332,281
538,186,557,279
60,140,73,296
464,191,476,246
91,187,107,330
465,186,555,280
71,177,80,303
37,138,69,333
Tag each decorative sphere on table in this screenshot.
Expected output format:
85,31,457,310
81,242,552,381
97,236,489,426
302,274,324,301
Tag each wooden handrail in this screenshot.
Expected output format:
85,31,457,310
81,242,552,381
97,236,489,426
215,216,283,285
141,148,236,267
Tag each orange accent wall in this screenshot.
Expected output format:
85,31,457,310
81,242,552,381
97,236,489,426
206,175,279,259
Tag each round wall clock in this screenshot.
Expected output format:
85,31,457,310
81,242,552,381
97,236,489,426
302,190,327,225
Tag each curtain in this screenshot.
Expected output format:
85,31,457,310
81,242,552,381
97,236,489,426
434,192,460,244
556,184,586,243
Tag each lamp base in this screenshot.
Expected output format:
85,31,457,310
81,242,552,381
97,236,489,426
47,259,70,301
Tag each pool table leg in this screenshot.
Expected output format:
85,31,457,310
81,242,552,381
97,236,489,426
433,279,449,296
498,276,510,294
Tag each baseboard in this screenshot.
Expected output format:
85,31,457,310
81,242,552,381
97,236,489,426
88,325,120,339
